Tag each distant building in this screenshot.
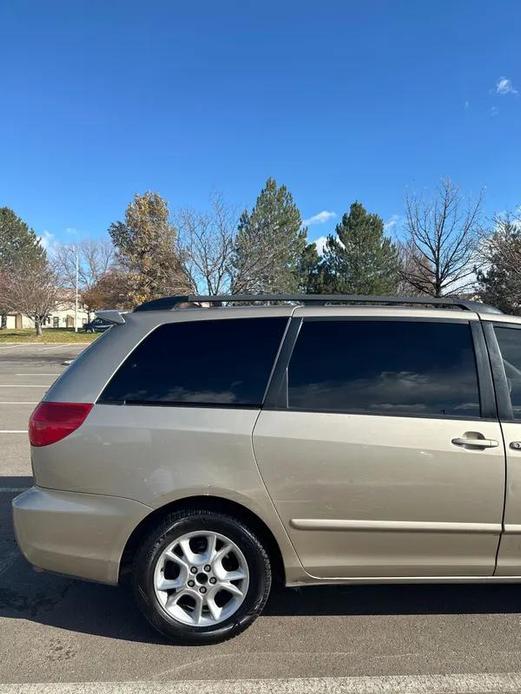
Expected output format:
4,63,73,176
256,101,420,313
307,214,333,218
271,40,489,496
4,289,89,330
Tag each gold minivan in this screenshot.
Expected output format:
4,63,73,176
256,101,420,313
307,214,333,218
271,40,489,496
12,294,521,644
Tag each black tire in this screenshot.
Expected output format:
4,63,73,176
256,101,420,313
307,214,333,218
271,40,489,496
132,509,272,645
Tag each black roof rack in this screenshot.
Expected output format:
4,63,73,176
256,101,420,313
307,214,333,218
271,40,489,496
134,294,502,314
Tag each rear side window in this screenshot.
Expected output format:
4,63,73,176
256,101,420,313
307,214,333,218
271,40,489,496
288,319,480,417
100,317,287,407
494,326,521,419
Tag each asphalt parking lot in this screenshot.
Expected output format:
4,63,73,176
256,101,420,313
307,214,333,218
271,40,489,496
4,345,521,692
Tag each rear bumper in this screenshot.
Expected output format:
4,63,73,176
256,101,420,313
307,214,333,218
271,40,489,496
12,486,151,585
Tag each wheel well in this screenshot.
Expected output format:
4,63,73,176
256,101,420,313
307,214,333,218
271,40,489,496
119,495,286,586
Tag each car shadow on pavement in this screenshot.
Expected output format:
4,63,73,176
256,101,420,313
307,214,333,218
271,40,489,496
0,475,33,490
266,581,521,617
4,556,521,647
3,476,521,645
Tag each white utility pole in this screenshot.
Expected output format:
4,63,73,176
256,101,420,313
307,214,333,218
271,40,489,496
74,246,79,332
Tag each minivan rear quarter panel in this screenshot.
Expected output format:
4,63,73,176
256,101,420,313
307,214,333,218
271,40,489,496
32,306,305,584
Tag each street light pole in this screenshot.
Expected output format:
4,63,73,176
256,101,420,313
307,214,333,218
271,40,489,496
74,246,79,332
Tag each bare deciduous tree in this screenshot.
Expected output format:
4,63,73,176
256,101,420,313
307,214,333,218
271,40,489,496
176,194,237,295
401,179,483,297
53,238,115,318
396,240,435,295
1,259,58,335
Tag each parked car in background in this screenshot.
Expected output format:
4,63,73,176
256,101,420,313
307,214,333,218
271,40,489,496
13,293,521,645
83,316,112,333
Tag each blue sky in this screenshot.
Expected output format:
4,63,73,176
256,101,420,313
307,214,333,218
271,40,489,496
1,0,520,249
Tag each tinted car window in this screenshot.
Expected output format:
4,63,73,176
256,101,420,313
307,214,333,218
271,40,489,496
494,326,521,419
100,317,287,407
288,319,480,417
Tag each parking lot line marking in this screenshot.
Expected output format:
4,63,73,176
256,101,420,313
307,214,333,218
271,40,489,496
15,373,60,376
5,674,521,694
38,344,79,351
0,430,27,433
0,384,50,387
0,401,37,404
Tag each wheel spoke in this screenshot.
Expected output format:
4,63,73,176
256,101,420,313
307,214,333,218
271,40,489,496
206,596,222,621
212,544,233,571
167,589,190,610
221,581,244,597
223,568,246,581
192,593,204,625
156,575,184,592
164,549,190,572
178,538,197,564
215,543,233,562
203,533,217,563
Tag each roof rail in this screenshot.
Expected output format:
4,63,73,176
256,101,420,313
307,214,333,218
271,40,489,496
134,294,502,315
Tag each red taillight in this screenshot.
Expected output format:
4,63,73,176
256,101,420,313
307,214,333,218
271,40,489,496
29,402,93,447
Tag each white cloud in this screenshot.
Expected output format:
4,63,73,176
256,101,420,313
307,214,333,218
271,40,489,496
303,210,336,226
313,235,328,255
384,214,401,232
38,230,56,251
496,76,518,95
490,106,499,117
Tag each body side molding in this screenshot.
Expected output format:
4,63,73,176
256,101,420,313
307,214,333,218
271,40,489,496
290,518,501,534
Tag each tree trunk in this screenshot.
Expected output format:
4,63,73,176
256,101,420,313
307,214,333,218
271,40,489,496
0,314,6,329
35,318,42,336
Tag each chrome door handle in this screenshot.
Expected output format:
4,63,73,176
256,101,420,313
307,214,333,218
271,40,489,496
452,436,499,449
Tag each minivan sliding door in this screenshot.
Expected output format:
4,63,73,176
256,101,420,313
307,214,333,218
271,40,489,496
254,313,505,578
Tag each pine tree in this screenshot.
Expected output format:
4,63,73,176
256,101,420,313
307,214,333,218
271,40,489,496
477,215,521,315
109,192,190,305
0,207,46,328
297,242,324,293
321,202,399,294
0,207,45,271
232,178,307,293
